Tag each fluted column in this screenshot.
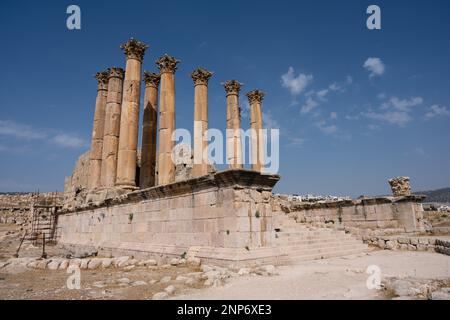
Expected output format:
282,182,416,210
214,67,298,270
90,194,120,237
116,38,148,189
223,80,243,169
140,71,160,189
191,68,213,177
246,90,265,173
88,71,108,190
101,67,125,188
156,54,180,185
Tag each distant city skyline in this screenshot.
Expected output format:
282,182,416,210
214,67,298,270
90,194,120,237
0,0,449,197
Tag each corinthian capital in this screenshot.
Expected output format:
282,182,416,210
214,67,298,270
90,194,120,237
107,67,125,79
223,80,242,96
156,54,180,74
120,38,149,61
191,68,213,86
143,71,161,87
95,71,108,89
246,90,265,104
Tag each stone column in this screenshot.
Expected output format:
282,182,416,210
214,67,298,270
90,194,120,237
191,68,213,178
246,90,265,173
116,38,148,189
101,67,125,188
156,54,180,185
140,71,160,189
88,71,108,190
223,80,243,169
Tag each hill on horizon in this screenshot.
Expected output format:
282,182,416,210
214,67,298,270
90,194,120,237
414,187,450,203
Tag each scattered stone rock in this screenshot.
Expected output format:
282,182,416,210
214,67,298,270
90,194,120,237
59,260,69,269
117,278,131,285
101,258,113,269
88,258,103,269
114,256,130,268
152,292,169,300
431,288,450,300
186,257,201,266
164,285,176,295
160,276,171,283
169,258,180,266
123,265,135,272
80,259,90,269
47,260,61,270
238,268,251,276
385,240,397,250
175,275,189,282
131,280,147,287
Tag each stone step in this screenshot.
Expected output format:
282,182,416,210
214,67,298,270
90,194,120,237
273,237,360,247
278,242,367,255
275,231,350,240
286,247,367,263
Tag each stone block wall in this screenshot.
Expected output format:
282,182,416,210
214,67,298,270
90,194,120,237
57,170,281,264
272,195,426,234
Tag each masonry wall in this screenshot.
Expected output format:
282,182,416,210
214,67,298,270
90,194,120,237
58,183,275,258
273,196,425,233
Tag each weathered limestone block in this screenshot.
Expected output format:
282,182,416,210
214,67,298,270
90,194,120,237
388,177,411,197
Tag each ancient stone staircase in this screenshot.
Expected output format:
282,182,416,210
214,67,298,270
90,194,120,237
272,212,367,263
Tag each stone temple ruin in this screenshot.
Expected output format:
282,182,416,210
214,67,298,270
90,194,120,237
59,38,427,266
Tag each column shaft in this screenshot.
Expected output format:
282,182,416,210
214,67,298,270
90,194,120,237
191,68,213,177
247,90,265,172
116,38,148,189
224,80,243,169
101,68,124,188
88,71,108,190
156,54,179,185
140,72,160,188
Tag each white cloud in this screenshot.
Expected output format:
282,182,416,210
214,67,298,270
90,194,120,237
0,120,47,140
362,96,423,127
386,96,423,111
364,110,412,127
263,110,280,129
316,120,338,135
300,97,319,114
425,105,450,119
287,137,306,148
0,119,87,148
330,112,338,119
52,134,87,148
363,57,385,77
281,67,313,95
316,89,329,100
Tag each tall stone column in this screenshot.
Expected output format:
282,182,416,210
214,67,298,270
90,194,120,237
101,67,125,188
116,38,148,189
156,54,180,185
88,71,108,190
140,71,160,189
191,68,213,177
246,90,265,173
223,80,243,169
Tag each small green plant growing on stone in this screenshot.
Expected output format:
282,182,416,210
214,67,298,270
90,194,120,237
180,252,187,259
255,210,261,219
128,213,134,223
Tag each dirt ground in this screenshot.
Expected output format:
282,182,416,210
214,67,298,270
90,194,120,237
0,224,202,300
174,250,450,300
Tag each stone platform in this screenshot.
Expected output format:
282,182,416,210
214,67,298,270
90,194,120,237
57,170,367,266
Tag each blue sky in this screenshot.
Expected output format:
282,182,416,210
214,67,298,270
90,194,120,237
0,0,449,197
